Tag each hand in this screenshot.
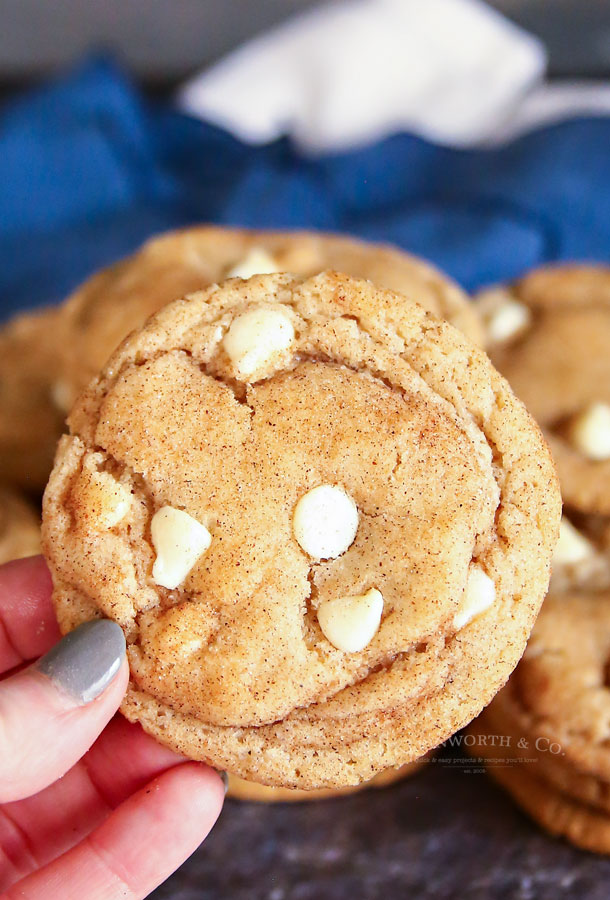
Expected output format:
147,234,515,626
0,556,225,899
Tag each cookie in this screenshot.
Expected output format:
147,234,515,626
466,591,610,853
471,680,610,816
227,759,426,803
0,486,40,564
501,591,610,784
477,265,610,515
0,307,68,491
57,227,483,411
468,716,610,855
42,271,559,789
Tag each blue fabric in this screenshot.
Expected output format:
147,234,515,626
1,57,610,320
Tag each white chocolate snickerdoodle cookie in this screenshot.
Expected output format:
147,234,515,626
466,591,610,854
477,264,610,515
43,272,559,789
57,227,483,411
467,716,610,856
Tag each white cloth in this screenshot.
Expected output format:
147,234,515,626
488,81,610,144
177,0,546,152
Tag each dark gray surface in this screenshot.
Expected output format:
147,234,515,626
0,0,609,82
152,751,610,900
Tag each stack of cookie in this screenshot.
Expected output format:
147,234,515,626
468,265,610,853
0,227,561,806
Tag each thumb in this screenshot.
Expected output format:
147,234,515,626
0,619,128,802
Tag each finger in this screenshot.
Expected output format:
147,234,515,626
0,718,189,887
0,620,128,802
6,763,224,900
83,715,189,806
0,557,59,674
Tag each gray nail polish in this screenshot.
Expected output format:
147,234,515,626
36,619,126,704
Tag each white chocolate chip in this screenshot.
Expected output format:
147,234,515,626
223,307,295,378
293,484,359,559
568,402,610,461
51,378,74,413
454,565,496,630
151,506,211,590
98,477,132,528
317,588,384,653
478,287,531,345
487,299,530,343
227,247,279,279
553,517,594,566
